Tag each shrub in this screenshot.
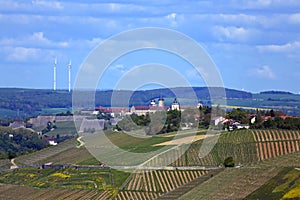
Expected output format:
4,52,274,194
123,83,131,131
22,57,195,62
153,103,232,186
224,156,235,167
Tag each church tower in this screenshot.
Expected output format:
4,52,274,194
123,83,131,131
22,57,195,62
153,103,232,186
171,98,180,110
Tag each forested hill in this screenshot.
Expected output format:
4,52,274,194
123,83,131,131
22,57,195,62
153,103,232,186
0,87,300,119
0,87,251,113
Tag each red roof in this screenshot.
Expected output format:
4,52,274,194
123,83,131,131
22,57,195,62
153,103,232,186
133,106,150,110
96,106,128,113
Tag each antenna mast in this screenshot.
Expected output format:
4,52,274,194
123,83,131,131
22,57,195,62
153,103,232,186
53,58,57,91
68,60,71,92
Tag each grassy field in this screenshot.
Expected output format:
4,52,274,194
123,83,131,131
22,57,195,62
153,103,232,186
104,131,174,153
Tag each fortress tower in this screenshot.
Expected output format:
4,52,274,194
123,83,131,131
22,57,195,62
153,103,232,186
158,97,164,108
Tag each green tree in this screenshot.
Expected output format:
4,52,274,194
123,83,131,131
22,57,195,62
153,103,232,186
227,108,248,124
8,151,16,159
224,156,235,167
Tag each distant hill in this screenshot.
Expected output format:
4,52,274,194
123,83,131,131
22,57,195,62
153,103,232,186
260,91,294,95
97,87,252,107
0,87,300,119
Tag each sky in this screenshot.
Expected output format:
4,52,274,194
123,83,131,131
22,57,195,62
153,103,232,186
0,0,300,93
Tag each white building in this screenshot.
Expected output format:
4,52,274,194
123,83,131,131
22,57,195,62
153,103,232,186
211,116,225,126
171,98,180,110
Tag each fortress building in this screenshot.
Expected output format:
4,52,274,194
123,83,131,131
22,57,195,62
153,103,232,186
130,98,180,116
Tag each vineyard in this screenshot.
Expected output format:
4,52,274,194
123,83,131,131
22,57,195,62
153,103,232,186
116,169,209,200
252,130,300,161
170,130,258,167
170,129,300,168
179,151,300,200
0,129,299,199
14,139,77,166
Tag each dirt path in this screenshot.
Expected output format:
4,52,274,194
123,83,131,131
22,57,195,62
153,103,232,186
76,136,85,148
10,158,18,169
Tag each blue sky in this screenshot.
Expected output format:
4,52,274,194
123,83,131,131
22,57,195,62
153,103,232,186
0,0,300,93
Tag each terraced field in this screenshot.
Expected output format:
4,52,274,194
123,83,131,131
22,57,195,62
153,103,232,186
0,129,299,199
252,130,300,161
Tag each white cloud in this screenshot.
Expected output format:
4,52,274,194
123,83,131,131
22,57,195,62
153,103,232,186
257,41,300,52
0,32,69,48
213,26,250,42
109,64,127,74
246,0,272,8
289,13,300,24
166,13,177,20
0,0,63,12
217,14,257,25
31,0,63,10
165,12,184,27
70,37,103,49
5,47,44,62
251,65,276,79
243,0,300,9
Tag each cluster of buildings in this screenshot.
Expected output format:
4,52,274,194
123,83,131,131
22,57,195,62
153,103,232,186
129,98,181,116
211,116,252,131
94,97,182,118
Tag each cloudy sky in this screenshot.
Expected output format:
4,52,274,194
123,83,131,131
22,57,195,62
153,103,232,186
0,0,299,93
